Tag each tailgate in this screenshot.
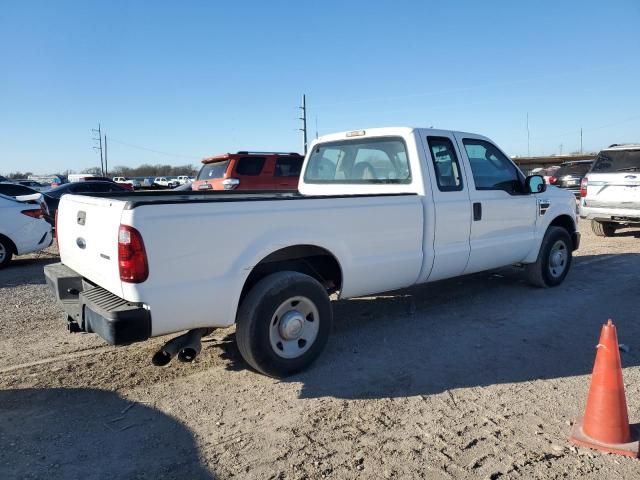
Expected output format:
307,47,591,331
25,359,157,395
57,194,127,297
586,173,640,209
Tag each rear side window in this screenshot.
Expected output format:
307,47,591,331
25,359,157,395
235,157,266,176
274,157,303,177
197,160,230,180
427,137,463,191
555,162,592,177
304,137,410,184
591,150,640,173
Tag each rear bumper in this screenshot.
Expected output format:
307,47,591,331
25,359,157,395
44,262,151,345
579,203,640,224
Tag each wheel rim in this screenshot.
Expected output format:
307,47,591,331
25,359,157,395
548,240,568,278
0,242,5,262
269,296,320,359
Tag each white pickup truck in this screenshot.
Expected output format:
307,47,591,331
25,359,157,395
45,127,579,377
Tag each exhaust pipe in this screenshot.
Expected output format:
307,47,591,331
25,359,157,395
178,328,214,363
151,328,214,366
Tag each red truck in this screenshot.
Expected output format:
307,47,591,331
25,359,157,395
192,151,303,191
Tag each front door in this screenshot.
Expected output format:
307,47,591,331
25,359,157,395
454,133,537,274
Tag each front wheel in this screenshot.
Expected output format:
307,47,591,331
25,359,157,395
526,226,573,288
236,271,332,377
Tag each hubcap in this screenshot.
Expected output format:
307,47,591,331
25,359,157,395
269,296,319,359
548,240,568,278
0,243,5,262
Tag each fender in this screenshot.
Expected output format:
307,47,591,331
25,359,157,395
523,190,577,264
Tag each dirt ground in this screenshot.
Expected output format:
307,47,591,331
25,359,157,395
1,224,640,479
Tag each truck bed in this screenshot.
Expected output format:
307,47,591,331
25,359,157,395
55,189,425,336
83,189,416,209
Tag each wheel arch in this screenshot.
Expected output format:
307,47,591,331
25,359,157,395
0,233,18,255
238,244,343,310
549,214,579,250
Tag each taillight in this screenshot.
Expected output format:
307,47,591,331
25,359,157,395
222,178,240,190
118,225,148,283
549,176,557,185
21,208,44,219
580,176,588,198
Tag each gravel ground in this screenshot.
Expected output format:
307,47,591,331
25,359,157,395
1,224,640,479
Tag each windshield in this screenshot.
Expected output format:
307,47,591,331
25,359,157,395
555,162,592,177
304,137,410,184
591,150,640,173
197,160,230,180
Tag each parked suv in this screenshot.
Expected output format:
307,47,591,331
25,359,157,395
579,144,640,236
548,160,593,196
192,151,303,191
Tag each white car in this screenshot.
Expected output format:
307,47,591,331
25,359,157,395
176,175,193,185
113,177,141,189
46,127,578,376
0,193,53,268
579,143,640,236
153,177,179,188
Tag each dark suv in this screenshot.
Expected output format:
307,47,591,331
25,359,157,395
548,160,593,196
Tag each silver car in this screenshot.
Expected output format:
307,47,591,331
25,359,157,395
579,144,640,236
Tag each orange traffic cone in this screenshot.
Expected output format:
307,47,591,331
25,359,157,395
569,319,639,457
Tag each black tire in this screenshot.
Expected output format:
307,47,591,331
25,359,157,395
526,226,573,288
591,220,616,237
236,271,332,378
0,236,13,269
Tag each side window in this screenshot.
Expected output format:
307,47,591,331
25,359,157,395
462,139,522,193
274,157,303,177
235,156,266,176
427,136,463,191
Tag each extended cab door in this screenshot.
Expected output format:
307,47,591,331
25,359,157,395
421,133,472,281
454,133,537,274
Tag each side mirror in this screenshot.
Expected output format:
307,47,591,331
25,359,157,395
525,175,546,194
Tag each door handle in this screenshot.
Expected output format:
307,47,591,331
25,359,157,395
473,202,482,221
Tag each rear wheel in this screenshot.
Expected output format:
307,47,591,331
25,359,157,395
236,271,332,378
591,220,617,237
0,237,13,269
526,226,573,288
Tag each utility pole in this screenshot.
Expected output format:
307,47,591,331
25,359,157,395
580,128,583,154
526,112,530,157
299,94,308,154
104,135,108,176
92,123,104,175
315,115,319,139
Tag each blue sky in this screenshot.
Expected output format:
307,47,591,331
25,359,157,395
1,0,639,174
